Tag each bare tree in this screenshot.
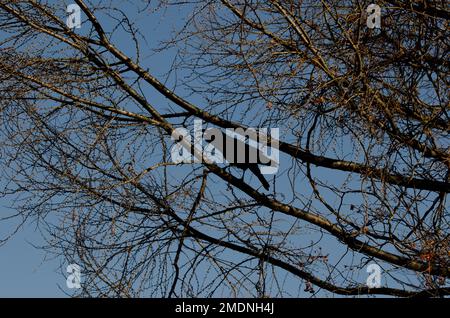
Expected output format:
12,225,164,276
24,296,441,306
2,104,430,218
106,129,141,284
0,0,448,297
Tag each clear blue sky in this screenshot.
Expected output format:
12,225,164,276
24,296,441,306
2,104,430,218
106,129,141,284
0,218,66,297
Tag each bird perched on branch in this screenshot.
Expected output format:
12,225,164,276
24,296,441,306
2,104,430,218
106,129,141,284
203,128,272,190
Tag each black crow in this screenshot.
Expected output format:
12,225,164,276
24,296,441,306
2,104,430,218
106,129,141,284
203,128,272,190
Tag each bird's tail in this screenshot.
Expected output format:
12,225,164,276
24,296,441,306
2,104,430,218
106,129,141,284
251,165,270,190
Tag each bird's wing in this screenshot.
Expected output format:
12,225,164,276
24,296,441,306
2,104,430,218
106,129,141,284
205,129,273,165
